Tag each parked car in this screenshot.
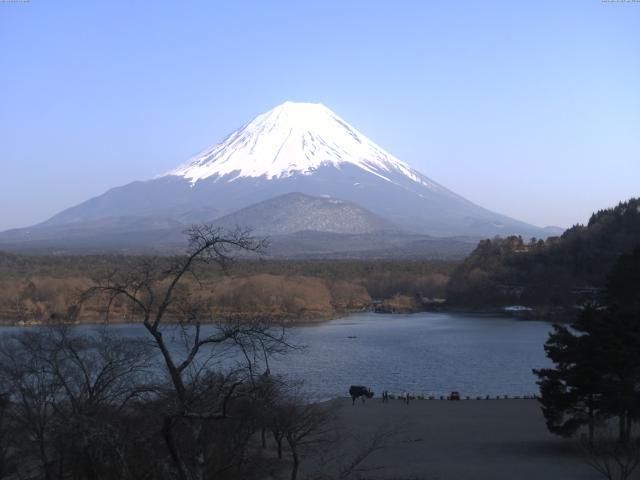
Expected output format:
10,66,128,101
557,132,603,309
449,391,460,400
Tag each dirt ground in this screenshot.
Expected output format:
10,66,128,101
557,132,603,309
320,398,603,480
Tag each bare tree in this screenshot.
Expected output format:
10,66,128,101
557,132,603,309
0,389,17,478
0,329,65,480
266,387,335,480
81,225,294,480
0,326,157,480
580,432,640,480
0,226,408,480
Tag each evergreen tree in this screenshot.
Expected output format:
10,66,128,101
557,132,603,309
534,306,606,444
534,249,640,444
606,247,640,316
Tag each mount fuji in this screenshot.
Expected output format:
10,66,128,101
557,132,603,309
0,101,557,255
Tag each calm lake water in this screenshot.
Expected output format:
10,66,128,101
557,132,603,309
277,312,554,399
0,312,554,400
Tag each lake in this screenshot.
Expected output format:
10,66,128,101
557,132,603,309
277,312,554,400
0,312,554,400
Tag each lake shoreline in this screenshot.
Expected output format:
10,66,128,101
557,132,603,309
0,303,566,327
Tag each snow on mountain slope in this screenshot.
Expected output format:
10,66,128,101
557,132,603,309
0,101,554,248
168,101,446,193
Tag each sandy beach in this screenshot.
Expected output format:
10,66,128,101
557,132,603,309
325,398,601,480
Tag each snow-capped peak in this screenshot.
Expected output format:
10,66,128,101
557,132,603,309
167,101,438,189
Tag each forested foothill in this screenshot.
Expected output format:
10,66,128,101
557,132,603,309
447,198,640,314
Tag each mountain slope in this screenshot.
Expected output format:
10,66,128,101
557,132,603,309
1,101,554,252
211,192,397,236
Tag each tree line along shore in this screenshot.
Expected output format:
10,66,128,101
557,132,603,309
0,254,453,325
1,198,639,325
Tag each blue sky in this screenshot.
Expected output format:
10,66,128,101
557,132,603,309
1,0,638,230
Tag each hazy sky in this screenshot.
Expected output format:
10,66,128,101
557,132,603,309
1,1,638,230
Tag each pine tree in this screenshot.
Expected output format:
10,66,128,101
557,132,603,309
534,249,640,444
534,307,605,444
